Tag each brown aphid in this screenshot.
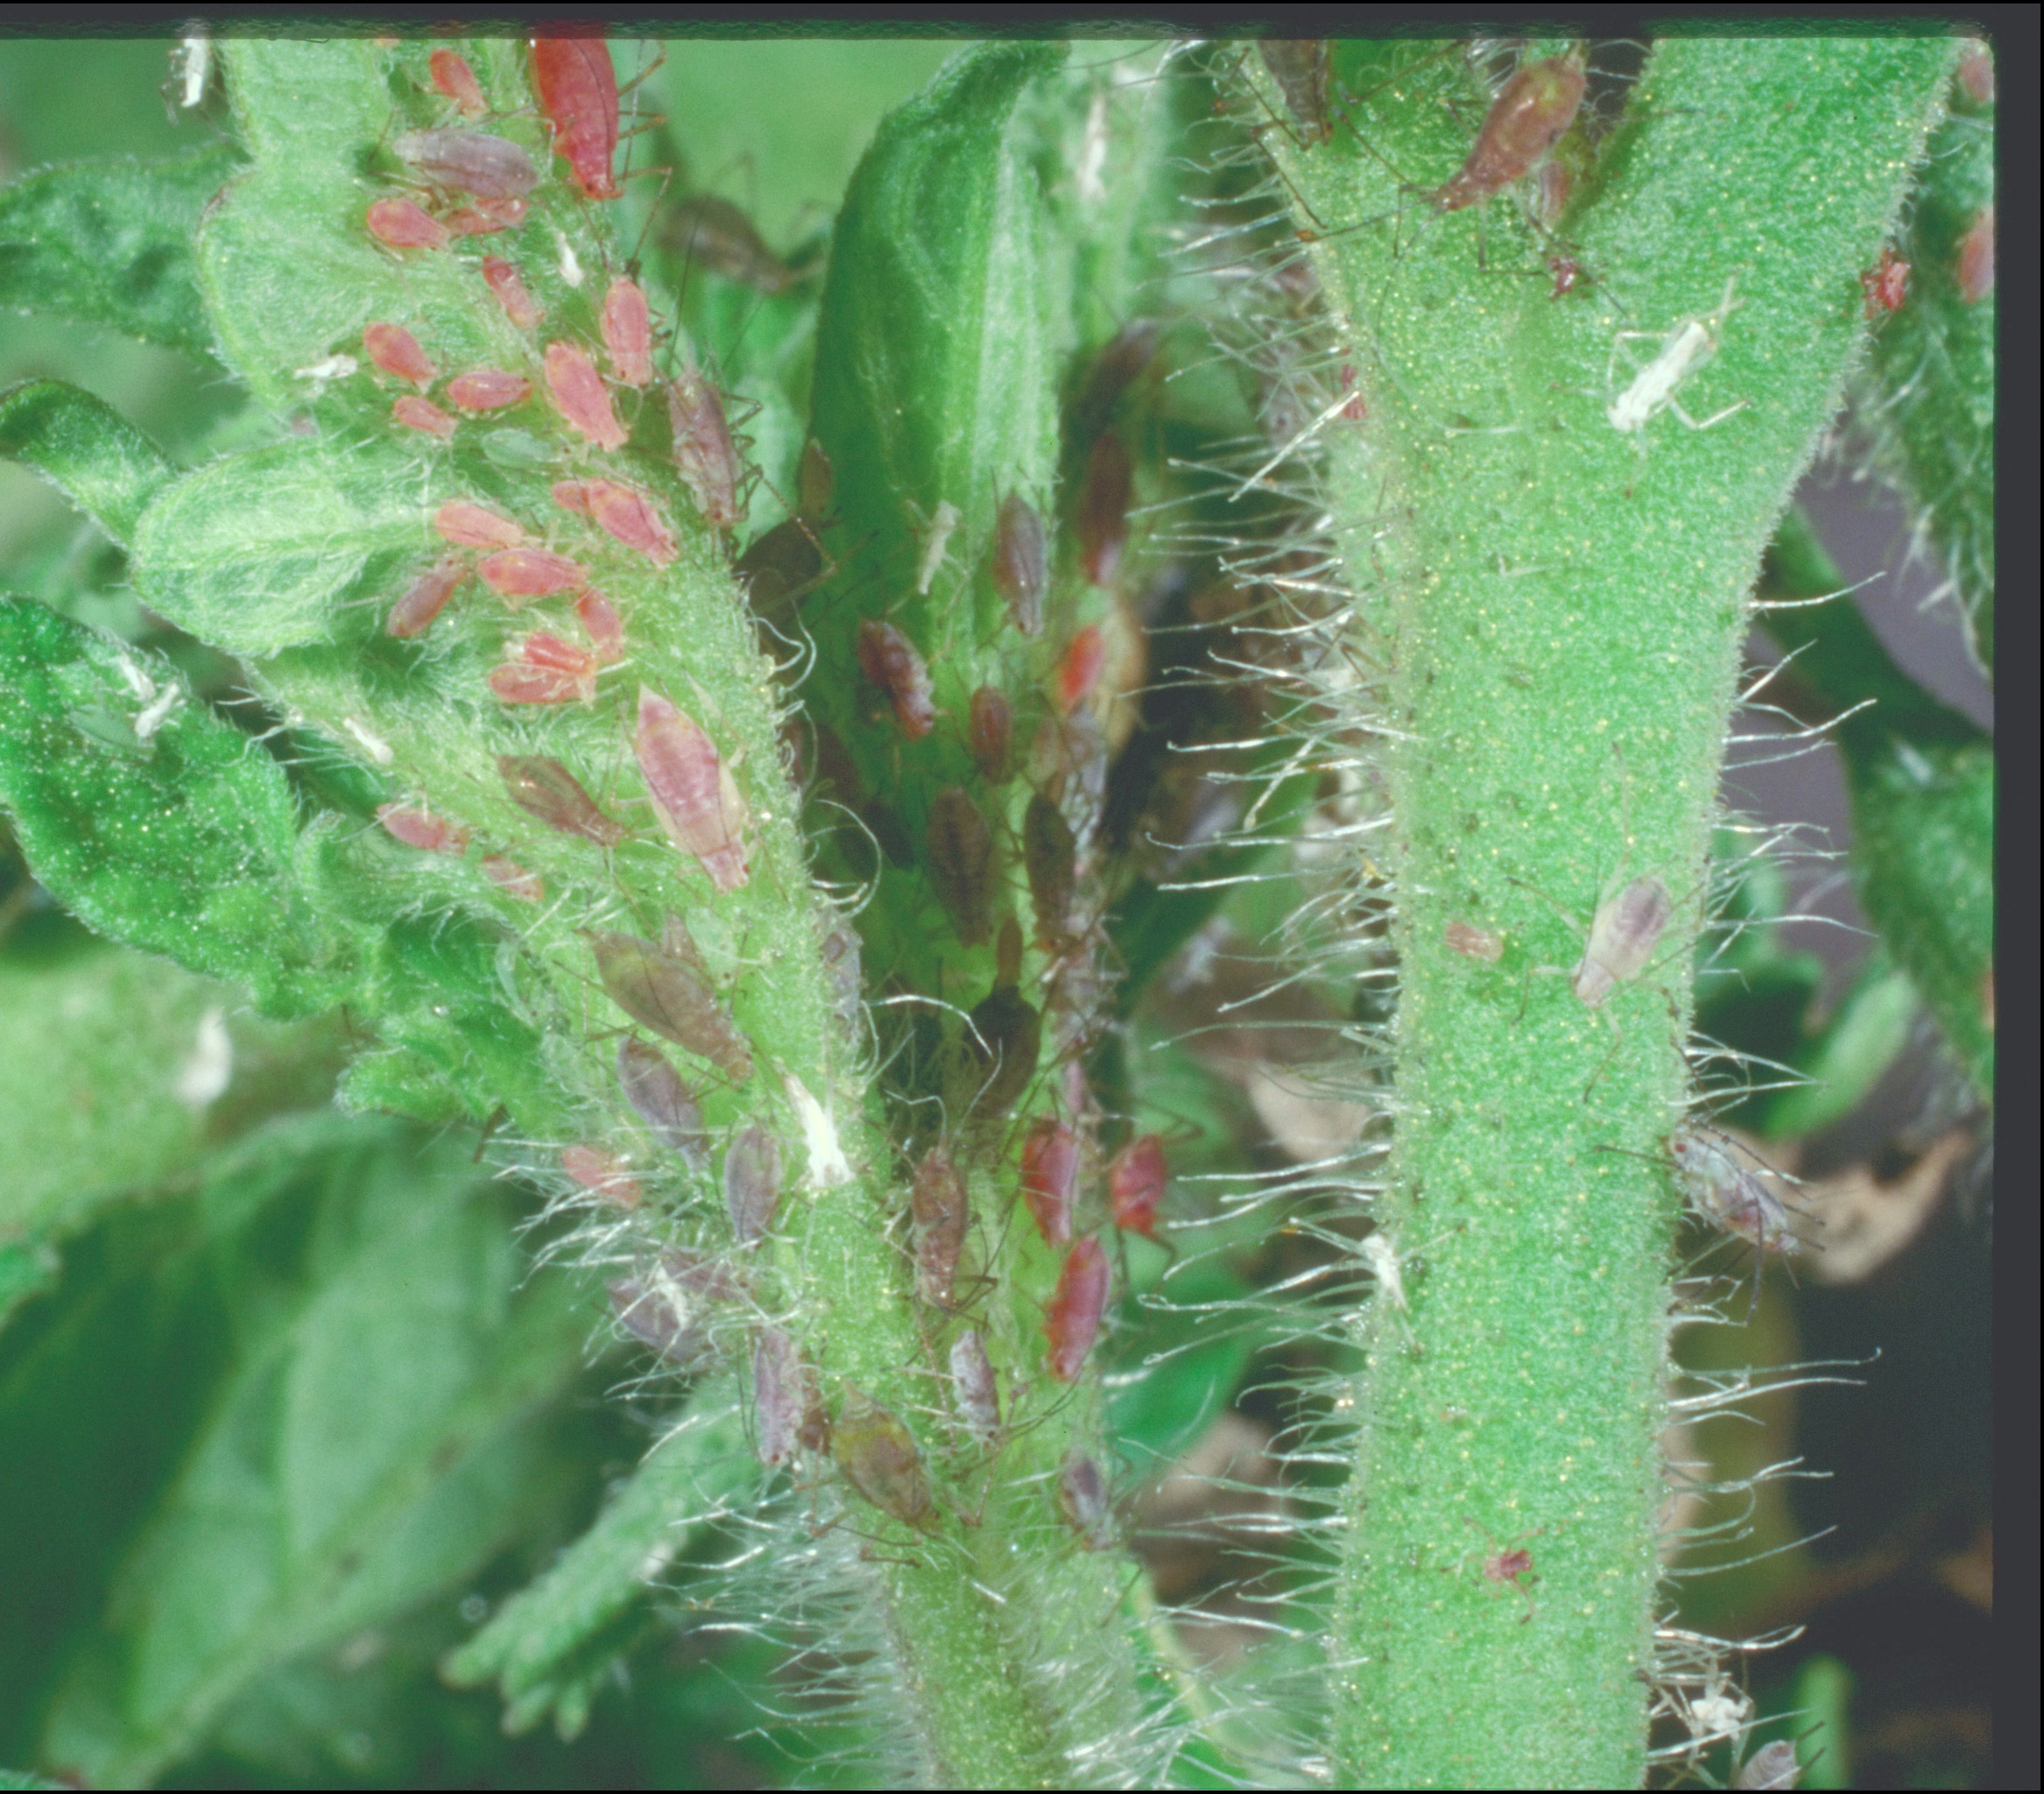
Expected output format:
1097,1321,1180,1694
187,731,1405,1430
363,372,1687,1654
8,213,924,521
967,688,1012,787
386,555,469,639
391,128,539,202
948,1329,1001,1448
607,1274,707,1367
616,1036,708,1169
497,753,626,846
1022,792,1077,943
1258,40,1331,145
832,1386,938,1532
723,1123,783,1246
1076,432,1132,587
926,787,996,948
820,920,863,1026
1444,919,1505,964
589,929,754,1081
1069,319,1160,448
1573,875,1672,1007
856,619,935,740
752,1326,807,1466
910,1146,969,1308
735,517,825,627
662,193,805,294
667,363,744,531
1432,51,1586,211
964,981,1041,1119
990,493,1048,635
1057,1451,1112,1548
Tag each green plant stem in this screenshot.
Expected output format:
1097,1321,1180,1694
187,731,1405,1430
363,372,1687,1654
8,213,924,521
1253,36,1954,1786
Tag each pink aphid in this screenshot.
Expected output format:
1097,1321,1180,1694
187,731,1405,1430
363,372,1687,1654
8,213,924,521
574,590,626,662
723,1124,783,1245
667,364,743,530
584,480,678,565
445,195,525,237
366,196,449,252
430,47,489,118
532,37,623,201
482,256,545,330
601,278,656,387
478,547,589,601
855,620,934,740
1957,205,1993,305
544,340,630,450
363,322,438,387
1860,247,1910,321
391,394,456,438
482,855,544,901
551,479,593,515
1019,1118,1079,1247
377,803,469,855
386,555,469,639
634,686,751,892
1109,1134,1166,1240
446,369,532,412
753,1326,807,1466
1044,1234,1110,1383
434,499,525,551
488,632,600,704
1059,624,1107,713
392,128,538,203
561,1142,642,1207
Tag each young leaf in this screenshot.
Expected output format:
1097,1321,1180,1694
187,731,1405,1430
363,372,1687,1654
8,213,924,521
0,145,244,357
0,378,177,547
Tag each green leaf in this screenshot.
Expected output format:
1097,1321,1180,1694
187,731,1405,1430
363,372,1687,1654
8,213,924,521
0,378,177,547
444,1395,756,1740
130,438,423,657
1758,950,1920,1141
0,600,358,1015
4,1114,601,1788
0,145,244,357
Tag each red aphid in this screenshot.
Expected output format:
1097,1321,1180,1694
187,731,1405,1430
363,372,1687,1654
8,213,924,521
1431,53,1586,211
429,47,488,118
1044,1233,1110,1382
446,369,532,412
482,255,546,330
386,555,469,639
574,589,626,662
1109,1133,1166,1239
435,499,525,551
601,278,656,386
634,686,751,892
561,1143,642,1207
478,547,588,600
1019,1117,1079,1247
1860,246,1910,320
445,196,525,237
363,322,438,387
482,854,544,901
1957,205,1993,305
531,37,623,201
666,364,743,530
366,196,449,252
377,803,470,855
584,479,678,564
544,341,629,450
1058,624,1106,713
391,394,456,438
856,619,934,739
1076,432,1131,586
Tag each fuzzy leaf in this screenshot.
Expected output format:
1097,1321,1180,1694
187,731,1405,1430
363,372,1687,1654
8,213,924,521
0,601,359,1015
443,1396,755,1739
130,438,422,656
0,378,178,547
0,145,243,357
7,1115,599,1789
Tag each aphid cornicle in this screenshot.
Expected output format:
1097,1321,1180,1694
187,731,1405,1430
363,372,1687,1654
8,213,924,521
635,687,751,893
911,1146,969,1308
723,1124,783,1245
832,1387,938,1532
925,787,996,947
616,1035,709,1169
531,37,623,201
589,928,754,1081
1022,792,1077,942
991,493,1048,635
949,1329,1000,1447
391,129,539,203
1431,51,1587,212
1019,1118,1078,1247
497,753,625,845
1572,875,1672,1008
1044,1234,1110,1382
856,620,935,740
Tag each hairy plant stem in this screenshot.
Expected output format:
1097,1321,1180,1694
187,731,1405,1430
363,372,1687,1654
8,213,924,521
1251,36,1956,1786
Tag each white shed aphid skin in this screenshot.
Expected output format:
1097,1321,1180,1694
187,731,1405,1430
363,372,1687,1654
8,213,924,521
1606,277,1747,436
293,354,358,397
134,682,182,743
1360,1232,1408,1311
913,499,962,597
552,223,585,289
342,716,395,765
